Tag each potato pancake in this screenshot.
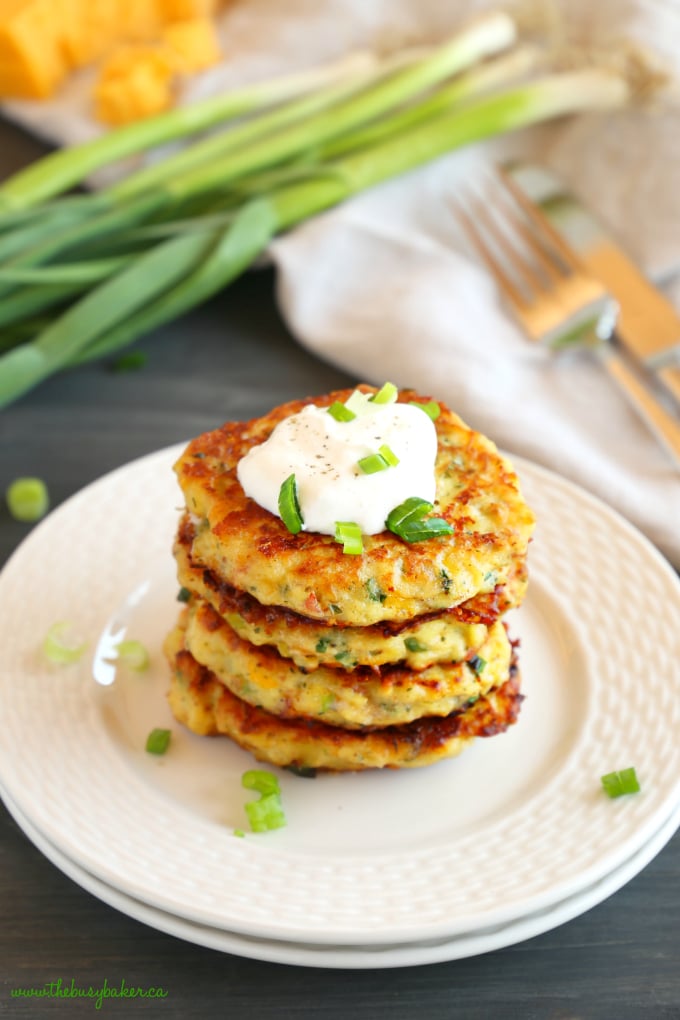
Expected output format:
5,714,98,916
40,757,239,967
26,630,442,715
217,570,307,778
174,387,535,626
174,517,531,671
165,625,522,772
177,599,513,729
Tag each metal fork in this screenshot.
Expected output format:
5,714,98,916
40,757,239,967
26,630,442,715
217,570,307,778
455,165,680,467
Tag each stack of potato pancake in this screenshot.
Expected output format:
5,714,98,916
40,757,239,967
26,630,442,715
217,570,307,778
164,386,535,772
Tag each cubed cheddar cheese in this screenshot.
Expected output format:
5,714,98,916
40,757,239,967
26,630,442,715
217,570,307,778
117,0,164,43
61,0,121,68
160,18,221,74
158,0,222,20
0,0,227,105
0,0,69,98
94,44,174,125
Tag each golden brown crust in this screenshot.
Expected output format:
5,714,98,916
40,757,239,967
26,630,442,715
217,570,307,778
174,387,535,625
164,623,523,772
174,515,529,671
177,598,512,729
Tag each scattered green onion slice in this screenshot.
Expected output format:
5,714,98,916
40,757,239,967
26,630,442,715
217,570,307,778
145,728,171,755
468,655,487,674
378,443,399,466
245,791,287,833
278,473,303,534
601,767,640,798
357,452,389,474
177,586,191,603
409,400,441,420
398,517,454,542
42,621,87,665
404,637,428,653
242,770,287,832
233,828,246,838
370,381,398,405
6,476,49,522
334,520,363,555
327,400,356,422
111,350,147,372
114,639,149,671
242,769,280,796
385,496,433,531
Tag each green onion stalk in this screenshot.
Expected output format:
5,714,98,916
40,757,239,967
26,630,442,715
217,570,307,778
0,15,633,408
0,12,518,295
63,70,632,375
116,12,518,204
1,12,516,214
0,51,382,213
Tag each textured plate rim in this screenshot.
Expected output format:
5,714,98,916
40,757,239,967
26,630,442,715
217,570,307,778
2,781,678,969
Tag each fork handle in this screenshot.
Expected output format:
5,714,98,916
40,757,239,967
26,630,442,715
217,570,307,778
658,364,680,406
602,352,680,469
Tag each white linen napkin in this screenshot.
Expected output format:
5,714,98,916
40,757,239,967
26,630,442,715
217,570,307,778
3,0,680,564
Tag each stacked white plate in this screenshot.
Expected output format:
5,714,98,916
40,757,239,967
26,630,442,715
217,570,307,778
1,447,679,968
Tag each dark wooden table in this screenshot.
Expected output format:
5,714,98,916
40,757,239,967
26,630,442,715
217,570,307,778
1,117,678,1020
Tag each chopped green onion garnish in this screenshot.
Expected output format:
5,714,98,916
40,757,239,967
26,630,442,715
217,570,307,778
398,517,454,542
334,520,363,555
344,383,398,416
177,586,191,603
6,476,49,522
468,655,487,674
601,767,640,798
42,621,87,665
245,791,287,833
385,496,433,531
327,401,356,422
344,389,374,416
386,496,453,542
242,769,280,796
146,728,171,755
114,639,149,671
278,474,303,534
409,400,441,420
356,445,398,474
378,444,399,466
358,452,390,474
370,382,398,404
404,637,428,653
111,350,147,372
233,828,246,838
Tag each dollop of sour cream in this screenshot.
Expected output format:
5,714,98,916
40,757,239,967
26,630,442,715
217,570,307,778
237,398,438,535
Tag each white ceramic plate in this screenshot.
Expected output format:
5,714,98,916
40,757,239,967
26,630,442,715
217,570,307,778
0,446,678,947
2,784,678,969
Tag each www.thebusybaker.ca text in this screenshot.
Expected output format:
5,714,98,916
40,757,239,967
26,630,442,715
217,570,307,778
10,977,169,1010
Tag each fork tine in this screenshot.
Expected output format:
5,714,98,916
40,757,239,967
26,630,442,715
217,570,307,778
453,164,613,343
496,165,586,274
453,199,529,310
488,176,567,284
466,191,549,297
